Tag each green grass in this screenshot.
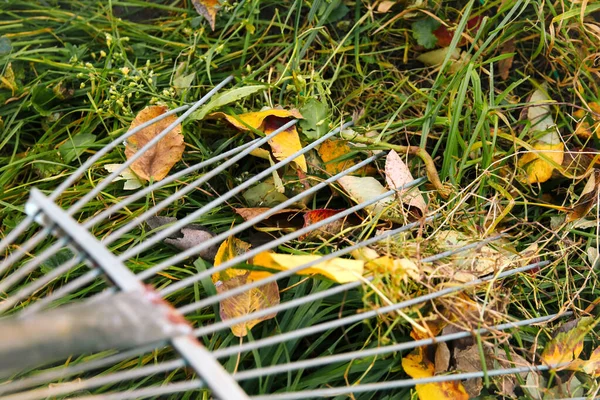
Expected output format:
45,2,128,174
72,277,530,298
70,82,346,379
1,0,600,398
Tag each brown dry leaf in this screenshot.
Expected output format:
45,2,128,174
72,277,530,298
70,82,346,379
317,139,376,176
434,342,451,374
192,0,220,31
377,0,396,13
234,208,304,231
252,252,364,283
573,102,600,139
491,348,531,398
541,317,595,367
454,344,491,398
125,105,185,182
211,236,279,337
567,169,600,222
402,349,469,400
210,108,307,172
385,149,427,216
498,39,516,80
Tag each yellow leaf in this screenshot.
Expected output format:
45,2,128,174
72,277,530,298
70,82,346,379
365,256,419,283
212,236,279,337
125,105,185,182
191,0,220,31
0,62,16,95
215,274,279,337
541,317,595,366
402,349,469,400
317,139,376,176
210,108,307,172
212,237,268,283
580,345,600,376
574,102,600,139
518,142,564,183
252,252,364,283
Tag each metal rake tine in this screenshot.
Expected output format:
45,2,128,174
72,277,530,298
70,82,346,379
1,360,186,400
210,261,548,359
118,120,353,264
0,140,260,308
250,364,561,400
64,76,234,218
0,344,164,395
181,215,432,316
154,177,425,296
233,312,568,382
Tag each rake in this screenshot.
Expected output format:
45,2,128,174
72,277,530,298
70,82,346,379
0,76,566,400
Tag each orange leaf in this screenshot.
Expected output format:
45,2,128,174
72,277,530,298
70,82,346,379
125,105,185,182
299,209,346,241
191,0,220,31
316,139,376,176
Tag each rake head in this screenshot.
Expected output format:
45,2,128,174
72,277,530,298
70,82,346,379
0,77,561,399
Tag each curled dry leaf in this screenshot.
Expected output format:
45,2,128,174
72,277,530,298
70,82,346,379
385,149,427,217
192,0,220,31
212,237,279,337
434,342,451,373
402,349,469,400
541,317,595,367
454,344,490,398
125,105,185,182
210,108,307,172
253,252,364,283
317,139,376,176
146,216,219,261
567,169,600,222
498,39,516,81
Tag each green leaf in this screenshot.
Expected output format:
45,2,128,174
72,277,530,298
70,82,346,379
0,37,12,55
412,18,440,49
173,72,196,91
59,133,97,164
243,182,289,207
299,98,329,140
190,85,266,121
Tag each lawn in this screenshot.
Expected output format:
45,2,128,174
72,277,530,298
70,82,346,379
1,0,600,399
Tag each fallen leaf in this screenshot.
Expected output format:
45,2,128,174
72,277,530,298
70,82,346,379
317,139,376,176
299,209,347,241
518,142,564,184
104,163,143,190
433,16,484,47
454,344,489,398
377,0,396,13
192,0,220,31
385,150,427,216
211,108,306,172
491,348,531,398
190,85,266,121
212,236,279,337
567,169,600,222
252,252,364,283
541,317,596,366
402,349,469,400
364,256,420,285
434,342,451,373
243,182,290,207
299,98,329,140
417,47,460,65
528,87,557,136
234,208,304,232
146,216,219,261
574,345,600,376
215,274,279,337
125,105,185,182
0,62,17,94
573,102,600,139
498,39,516,80
338,175,396,217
